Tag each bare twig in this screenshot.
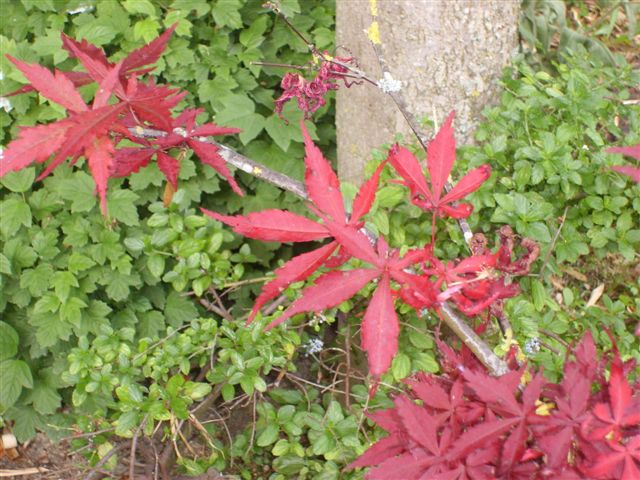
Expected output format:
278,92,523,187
82,443,125,480
129,416,148,480
0,468,49,478
540,206,569,277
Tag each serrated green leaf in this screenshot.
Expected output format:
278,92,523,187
164,290,198,327
211,0,243,28
20,263,54,297
1,168,35,192
107,190,140,226
0,253,11,275
123,0,157,16
133,18,161,42
68,253,96,273
26,383,61,415
0,197,32,236
52,271,78,303
0,360,33,409
0,322,19,361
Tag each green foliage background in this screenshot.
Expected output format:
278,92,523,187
0,0,336,445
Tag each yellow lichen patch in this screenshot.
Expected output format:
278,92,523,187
367,21,381,45
253,166,263,176
135,125,144,134
369,0,378,17
535,399,555,416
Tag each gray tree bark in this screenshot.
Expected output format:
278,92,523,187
336,0,520,185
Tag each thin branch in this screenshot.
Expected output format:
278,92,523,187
82,443,125,480
540,206,569,277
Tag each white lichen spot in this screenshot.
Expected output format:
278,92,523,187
0,148,4,161
239,162,253,174
582,144,589,151
464,231,473,242
377,72,402,93
0,97,13,113
66,5,94,15
173,127,188,138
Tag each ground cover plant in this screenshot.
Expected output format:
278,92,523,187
0,1,638,479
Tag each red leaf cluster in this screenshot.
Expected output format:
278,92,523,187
2,26,242,214
205,115,533,377
274,52,355,118
350,333,640,480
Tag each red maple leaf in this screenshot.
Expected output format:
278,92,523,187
3,57,126,213
584,347,640,443
3,26,243,215
387,112,491,227
203,120,385,322
607,144,640,183
204,120,440,376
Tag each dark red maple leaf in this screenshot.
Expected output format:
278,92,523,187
531,333,599,470
583,346,640,443
387,112,491,227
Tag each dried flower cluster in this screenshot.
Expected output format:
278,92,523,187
274,53,355,118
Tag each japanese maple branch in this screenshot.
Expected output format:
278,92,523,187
129,127,508,376
266,2,475,246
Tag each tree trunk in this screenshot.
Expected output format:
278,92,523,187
336,0,520,185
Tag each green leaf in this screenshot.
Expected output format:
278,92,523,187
525,222,551,243
115,411,139,437
279,0,301,17
240,16,268,49
0,360,33,409
20,263,54,297
164,291,198,328
133,18,161,42
391,352,411,380
138,310,165,339
68,253,96,273
531,280,547,312
0,253,11,275
216,95,264,144
123,0,157,16
1,168,35,192
107,190,140,226
325,401,344,424
52,271,78,303
4,405,43,443
57,173,96,212
26,383,61,415
0,322,19,361
147,255,165,279
60,297,88,327
211,0,243,29
0,197,32,236
264,114,297,152
256,423,279,447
